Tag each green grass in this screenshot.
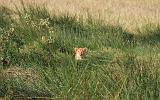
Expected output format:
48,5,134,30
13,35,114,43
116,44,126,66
0,5,160,100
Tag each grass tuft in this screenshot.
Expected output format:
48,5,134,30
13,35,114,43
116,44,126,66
0,4,160,99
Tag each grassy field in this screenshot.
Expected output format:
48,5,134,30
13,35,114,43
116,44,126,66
0,0,160,99
0,0,160,32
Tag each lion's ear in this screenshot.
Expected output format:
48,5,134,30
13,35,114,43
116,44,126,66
84,48,87,52
74,48,78,52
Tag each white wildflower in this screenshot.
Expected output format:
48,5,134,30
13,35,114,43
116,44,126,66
39,18,50,26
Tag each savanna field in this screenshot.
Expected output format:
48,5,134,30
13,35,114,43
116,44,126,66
0,0,160,99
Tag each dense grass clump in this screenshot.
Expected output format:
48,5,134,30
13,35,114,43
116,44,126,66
0,5,160,99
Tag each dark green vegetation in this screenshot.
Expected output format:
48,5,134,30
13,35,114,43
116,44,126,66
0,5,160,100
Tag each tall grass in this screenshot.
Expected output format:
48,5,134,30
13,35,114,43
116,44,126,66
1,0,160,32
0,5,160,99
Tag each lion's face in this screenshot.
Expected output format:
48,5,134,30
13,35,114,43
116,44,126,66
74,48,87,60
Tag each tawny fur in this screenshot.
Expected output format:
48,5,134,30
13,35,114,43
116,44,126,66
74,48,87,60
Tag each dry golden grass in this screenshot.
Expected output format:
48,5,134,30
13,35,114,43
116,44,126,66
0,0,160,32
0,67,38,79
